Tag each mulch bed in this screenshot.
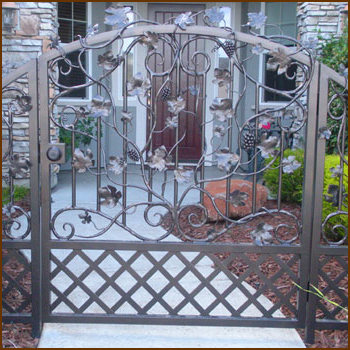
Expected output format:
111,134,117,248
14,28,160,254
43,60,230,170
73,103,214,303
2,250,38,348
2,199,348,347
2,324,39,349
163,200,348,348
2,197,38,348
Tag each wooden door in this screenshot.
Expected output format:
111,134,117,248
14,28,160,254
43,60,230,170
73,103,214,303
148,3,206,162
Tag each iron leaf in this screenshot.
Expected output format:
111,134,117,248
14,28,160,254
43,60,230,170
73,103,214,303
205,6,225,26
174,12,195,30
247,12,267,29
209,98,234,122
72,148,94,173
98,185,122,208
229,190,249,207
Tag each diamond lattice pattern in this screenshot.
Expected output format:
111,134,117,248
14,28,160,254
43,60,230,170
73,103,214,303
50,249,301,318
2,249,32,314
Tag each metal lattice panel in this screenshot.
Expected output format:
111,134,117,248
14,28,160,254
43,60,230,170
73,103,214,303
2,249,32,314
49,248,300,320
316,256,348,320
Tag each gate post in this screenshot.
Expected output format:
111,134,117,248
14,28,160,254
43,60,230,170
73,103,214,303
2,59,42,337
299,61,320,343
37,54,52,323
28,58,43,338
304,63,348,343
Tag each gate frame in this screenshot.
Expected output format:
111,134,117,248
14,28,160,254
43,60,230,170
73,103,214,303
2,24,348,343
2,60,42,337
305,64,348,343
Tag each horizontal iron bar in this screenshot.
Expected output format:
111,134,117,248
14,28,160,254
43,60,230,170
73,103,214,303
315,320,348,330
2,240,32,249
44,313,302,328
2,61,34,88
316,246,348,256
48,240,304,254
319,63,347,86
2,314,32,323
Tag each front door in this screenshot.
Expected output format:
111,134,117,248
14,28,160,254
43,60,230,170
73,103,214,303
148,3,206,161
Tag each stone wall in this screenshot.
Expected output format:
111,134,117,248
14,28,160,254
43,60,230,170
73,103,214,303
2,2,58,74
297,2,348,48
2,2,59,187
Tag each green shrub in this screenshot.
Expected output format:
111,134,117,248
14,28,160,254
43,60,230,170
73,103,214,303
264,151,348,241
318,22,348,73
2,185,30,205
322,154,348,240
58,116,102,161
263,148,304,204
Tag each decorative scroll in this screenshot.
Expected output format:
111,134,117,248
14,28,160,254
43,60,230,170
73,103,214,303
321,76,348,245
2,85,32,240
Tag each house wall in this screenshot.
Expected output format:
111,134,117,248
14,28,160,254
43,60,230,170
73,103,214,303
3,2,348,182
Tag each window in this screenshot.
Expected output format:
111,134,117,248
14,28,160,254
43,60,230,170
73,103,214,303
57,2,88,98
263,2,297,102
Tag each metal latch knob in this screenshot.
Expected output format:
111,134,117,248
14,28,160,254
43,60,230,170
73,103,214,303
47,146,62,162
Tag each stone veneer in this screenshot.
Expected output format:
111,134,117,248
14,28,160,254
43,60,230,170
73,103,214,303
2,2,58,74
2,2,59,187
297,2,347,48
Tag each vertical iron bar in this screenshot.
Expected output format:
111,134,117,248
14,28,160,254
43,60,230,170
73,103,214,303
38,56,51,323
337,120,346,211
225,61,234,220
71,126,76,207
28,59,42,337
304,62,324,344
96,85,102,211
122,60,128,225
147,71,154,203
173,57,181,206
148,112,153,202
251,83,259,214
277,131,285,210
8,109,14,204
200,74,207,204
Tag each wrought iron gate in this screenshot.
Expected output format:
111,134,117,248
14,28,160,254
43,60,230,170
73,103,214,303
2,7,348,344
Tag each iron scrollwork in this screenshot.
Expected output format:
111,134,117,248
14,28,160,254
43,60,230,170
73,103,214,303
47,5,323,244
2,87,32,240
321,76,348,245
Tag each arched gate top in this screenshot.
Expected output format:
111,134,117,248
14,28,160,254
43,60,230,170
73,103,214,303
3,25,346,88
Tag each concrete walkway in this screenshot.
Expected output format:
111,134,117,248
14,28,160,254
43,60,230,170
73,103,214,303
38,168,305,348
39,323,305,348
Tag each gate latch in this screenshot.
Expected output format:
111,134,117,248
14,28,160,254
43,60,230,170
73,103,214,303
46,144,65,164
